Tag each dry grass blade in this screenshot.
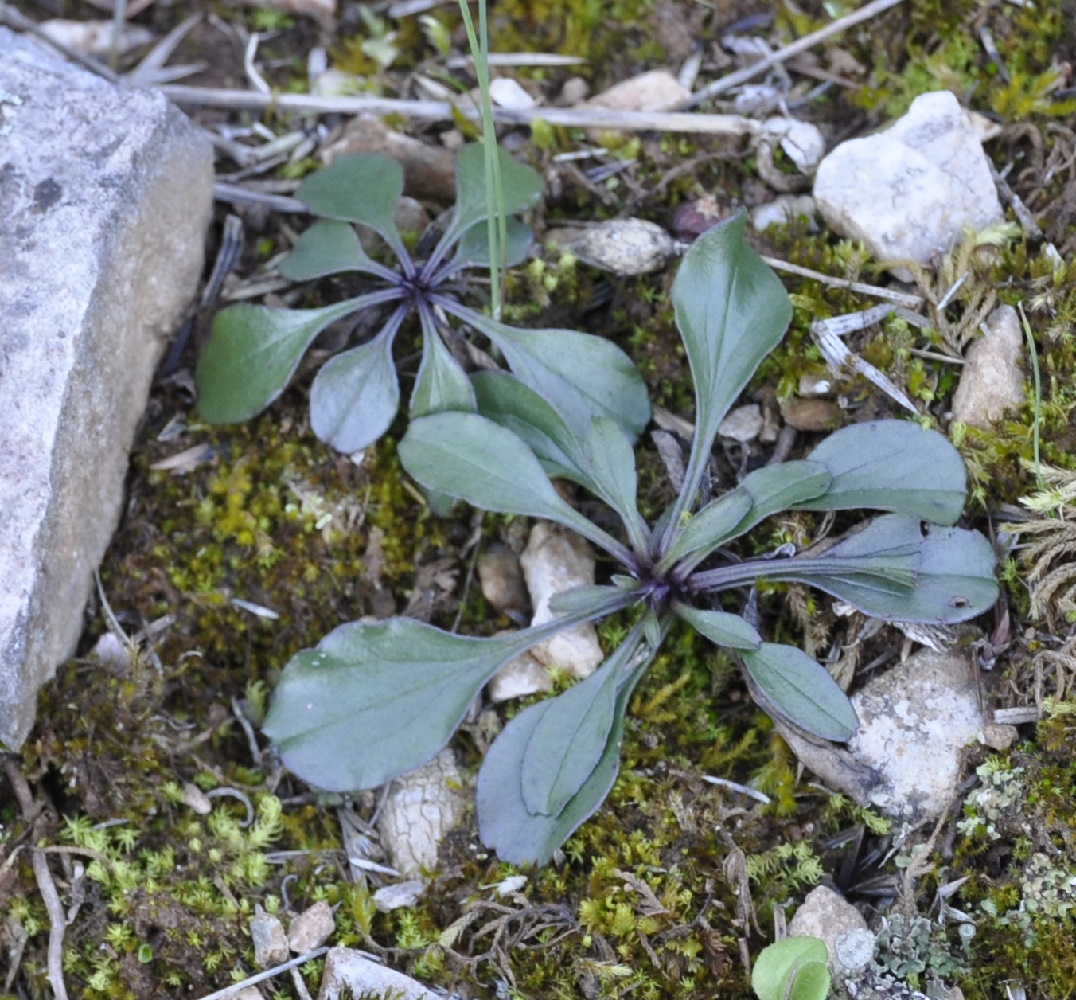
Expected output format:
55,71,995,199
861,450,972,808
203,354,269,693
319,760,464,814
157,84,799,136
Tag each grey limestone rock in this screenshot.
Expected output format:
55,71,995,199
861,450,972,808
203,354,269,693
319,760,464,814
789,885,873,978
378,749,468,876
0,28,213,747
848,649,984,823
813,91,1002,280
951,304,1026,429
318,947,441,1000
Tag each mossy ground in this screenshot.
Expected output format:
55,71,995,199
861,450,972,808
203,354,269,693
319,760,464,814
3,0,1076,997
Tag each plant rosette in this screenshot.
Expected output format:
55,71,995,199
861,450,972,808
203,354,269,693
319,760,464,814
195,146,648,458
263,216,999,866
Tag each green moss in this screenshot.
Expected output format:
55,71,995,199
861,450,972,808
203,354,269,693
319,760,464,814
488,0,662,78
944,727,1076,999
848,0,1072,120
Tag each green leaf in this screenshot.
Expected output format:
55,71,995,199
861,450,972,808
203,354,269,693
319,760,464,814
659,489,753,570
293,153,407,257
477,621,661,865
445,143,543,243
410,315,476,419
478,694,621,866
310,326,401,455
472,371,591,485
547,585,634,620
263,620,546,791
673,604,761,651
710,514,998,624
452,217,534,270
796,421,968,525
666,215,792,534
742,643,858,741
196,297,370,424
736,461,833,535
786,959,831,1000
751,938,831,1000
521,661,622,816
460,308,651,443
584,417,649,551
279,220,389,281
399,412,628,560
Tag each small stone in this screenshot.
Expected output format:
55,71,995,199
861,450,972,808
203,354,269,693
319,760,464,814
521,523,604,679
373,880,427,913
39,19,153,57
287,901,335,954
583,69,690,141
489,649,554,702
378,749,468,876
718,404,764,443
848,648,984,823
813,91,1003,280
320,947,440,1000
788,885,871,976
751,195,817,231
558,76,589,105
798,374,833,397
489,77,536,110
585,69,689,114
477,545,529,617
780,398,841,432
951,304,1026,430
759,119,826,175
393,196,431,238
565,219,675,276
251,906,289,968
180,782,213,816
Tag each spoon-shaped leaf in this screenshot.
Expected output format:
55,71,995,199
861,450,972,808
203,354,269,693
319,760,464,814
520,658,623,817
795,421,968,525
584,417,649,552
457,306,651,443
399,412,630,561
736,460,833,535
659,489,753,570
196,295,382,424
787,516,998,623
696,514,998,624
472,371,592,485
264,617,594,792
661,463,832,572
664,215,792,537
293,153,408,259
444,143,544,243
279,220,396,282
410,314,476,419
742,642,858,741
547,585,634,620
310,322,402,455
478,693,621,866
673,604,761,651
478,617,662,865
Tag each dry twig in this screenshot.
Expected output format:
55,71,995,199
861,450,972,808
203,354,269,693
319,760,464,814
681,0,907,107
3,759,70,1000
